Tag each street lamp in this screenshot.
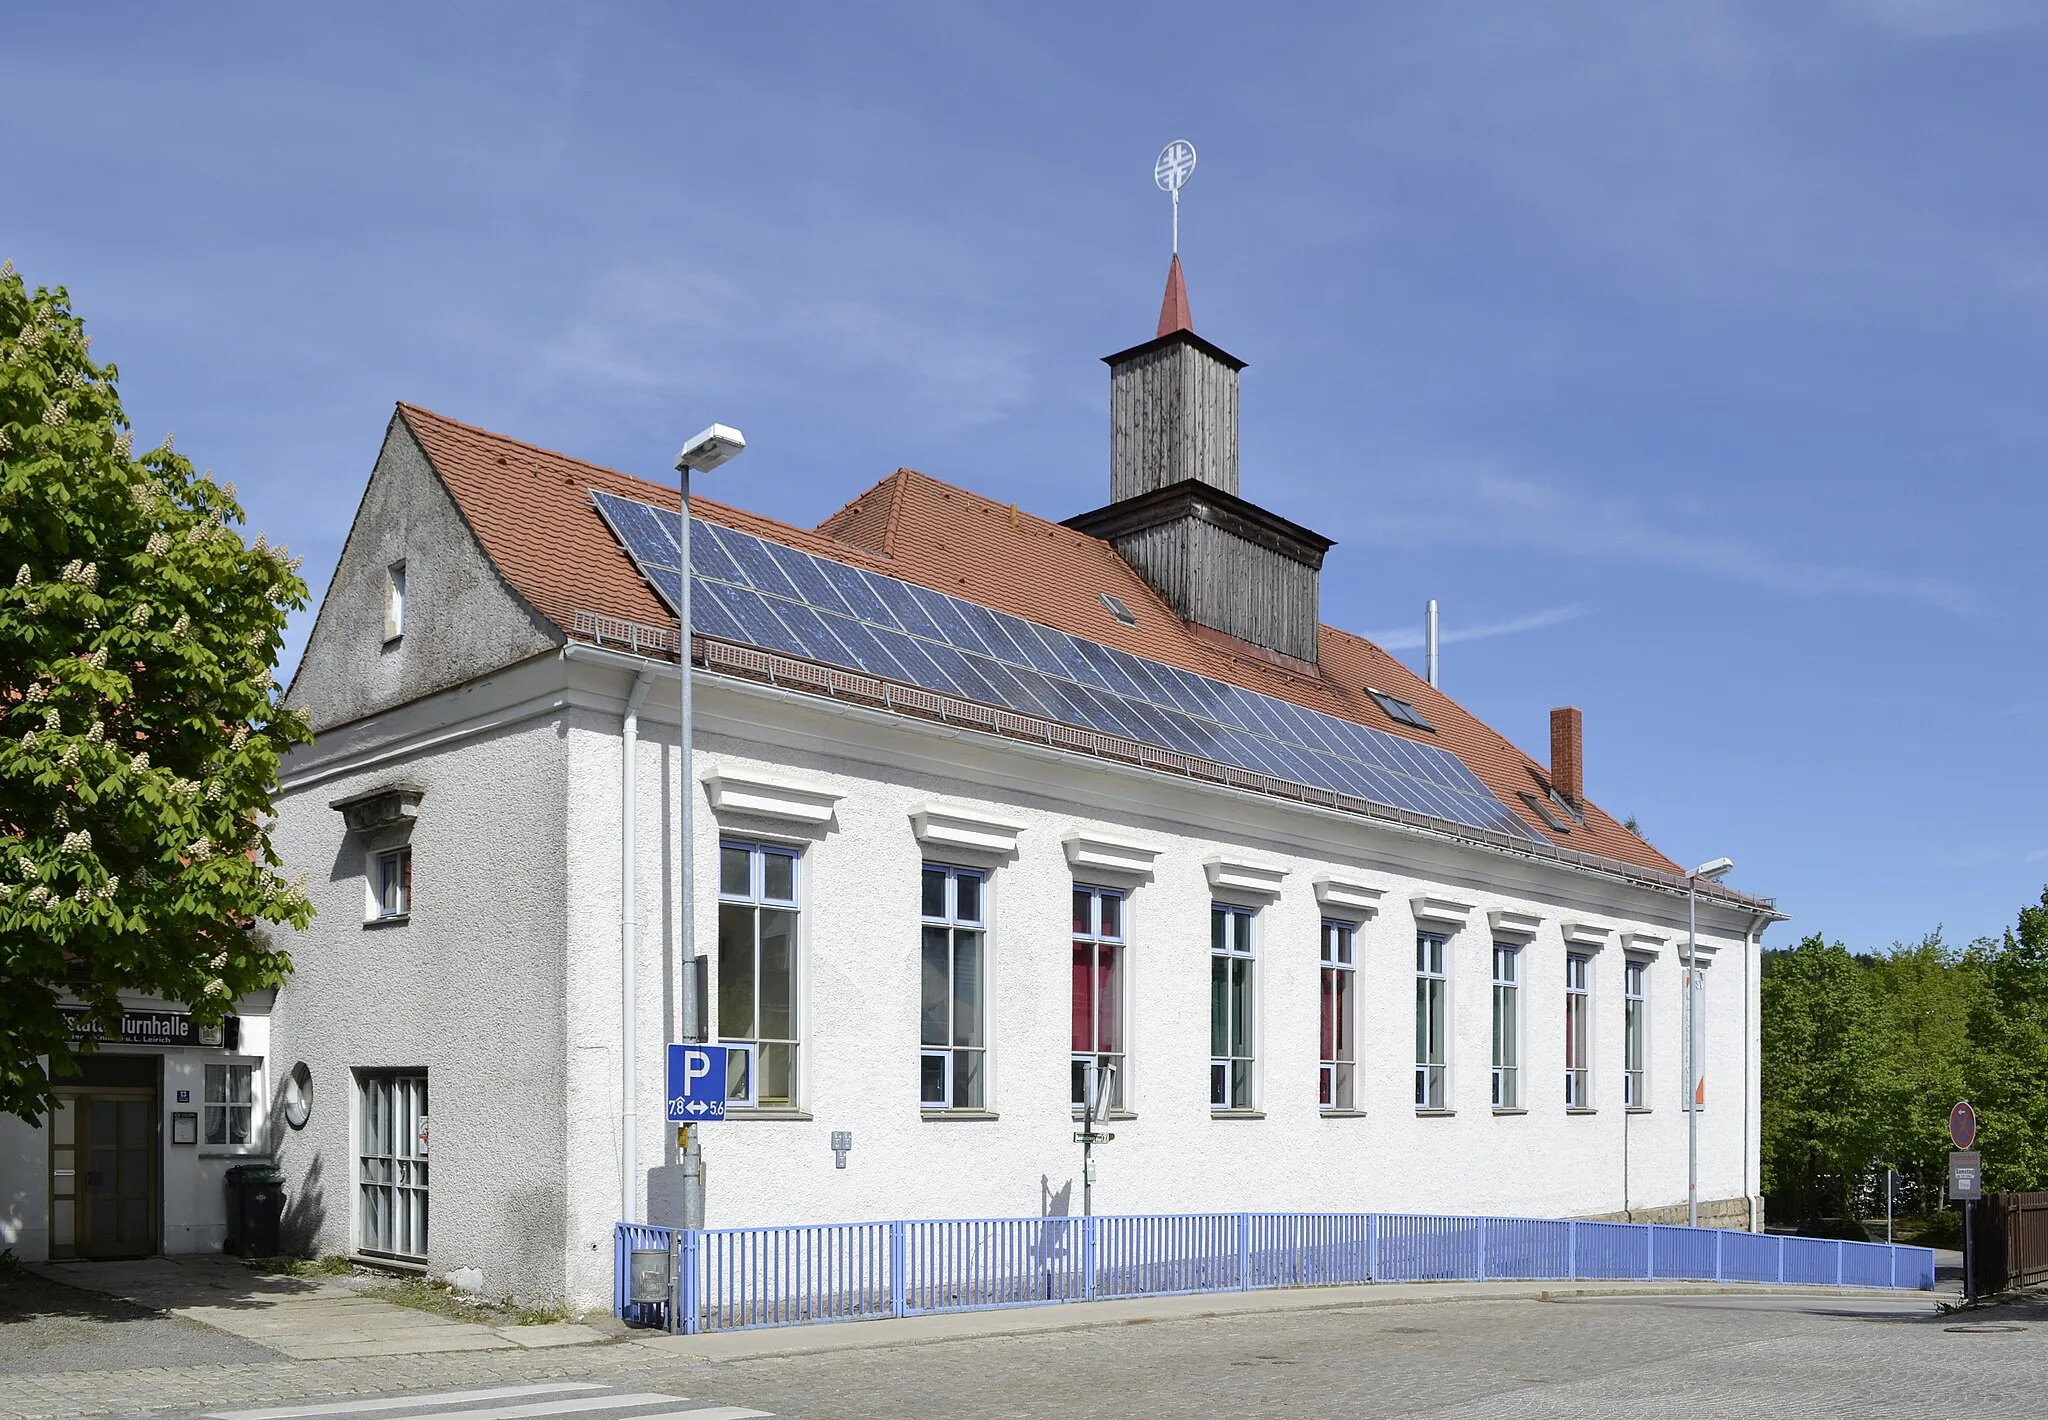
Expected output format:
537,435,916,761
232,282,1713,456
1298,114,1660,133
1686,856,1733,1229
1078,1056,1118,1217
674,422,745,1230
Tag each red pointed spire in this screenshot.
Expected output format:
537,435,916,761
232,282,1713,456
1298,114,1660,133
1156,253,1193,338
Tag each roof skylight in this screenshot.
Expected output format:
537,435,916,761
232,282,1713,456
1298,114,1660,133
1100,592,1137,627
1367,688,1434,733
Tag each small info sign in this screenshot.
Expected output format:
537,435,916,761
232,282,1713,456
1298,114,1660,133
1949,1150,1983,1202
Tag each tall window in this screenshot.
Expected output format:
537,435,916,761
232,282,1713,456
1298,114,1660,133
359,1071,427,1262
204,1062,254,1146
376,847,411,919
1210,905,1255,1109
1491,945,1520,1108
921,865,986,1110
1624,959,1647,1107
1071,886,1125,1112
384,561,406,641
1565,954,1591,1108
1320,921,1355,1110
718,841,799,1108
1415,933,1448,1110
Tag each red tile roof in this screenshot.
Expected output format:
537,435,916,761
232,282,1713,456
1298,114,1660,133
1157,254,1193,338
399,403,1681,876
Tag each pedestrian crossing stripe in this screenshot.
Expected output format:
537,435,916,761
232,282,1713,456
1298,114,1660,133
204,1384,771,1420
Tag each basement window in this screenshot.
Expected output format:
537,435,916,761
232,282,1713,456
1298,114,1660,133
1100,593,1137,627
1367,688,1434,732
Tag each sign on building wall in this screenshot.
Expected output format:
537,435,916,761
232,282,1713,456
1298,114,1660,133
59,1006,240,1049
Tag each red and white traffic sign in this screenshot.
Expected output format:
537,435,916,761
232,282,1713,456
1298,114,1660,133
1950,1099,1977,1152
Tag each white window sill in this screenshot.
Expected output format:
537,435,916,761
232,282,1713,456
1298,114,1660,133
198,1149,270,1159
1566,1106,1599,1116
1071,1110,1138,1122
724,1108,812,1122
921,1109,1000,1122
1415,1108,1457,1118
1492,1107,1529,1116
1319,1109,1367,1119
363,914,410,930
1209,1109,1265,1120
351,1252,428,1275
1627,1106,1654,1115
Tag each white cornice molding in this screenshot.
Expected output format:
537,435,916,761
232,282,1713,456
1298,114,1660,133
1411,894,1476,928
1204,855,1288,898
1621,929,1671,956
1062,828,1164,877
910,801,1028,855
1562,921,1613,950
1489,908,1543,941
1313,875,1385,918
703,769,844,826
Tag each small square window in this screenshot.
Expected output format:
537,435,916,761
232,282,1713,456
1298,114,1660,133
384,562,407,642
1366,688,1434,732
376,847,411,918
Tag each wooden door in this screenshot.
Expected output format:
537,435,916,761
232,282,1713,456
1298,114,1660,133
51,1088,158,1258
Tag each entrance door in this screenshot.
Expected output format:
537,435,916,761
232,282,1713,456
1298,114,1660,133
49,1056,159,1259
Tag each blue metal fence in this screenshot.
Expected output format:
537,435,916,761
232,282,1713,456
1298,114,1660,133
613,1210,1936,1334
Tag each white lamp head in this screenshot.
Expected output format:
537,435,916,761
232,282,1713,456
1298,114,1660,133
676,423,746,474
1690,856,1735,882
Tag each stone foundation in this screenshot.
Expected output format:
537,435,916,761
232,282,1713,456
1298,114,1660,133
1580,1196,1757,1231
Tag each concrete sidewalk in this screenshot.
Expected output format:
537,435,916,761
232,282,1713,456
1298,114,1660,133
630,1276,1947,1363
24,1257,609,1361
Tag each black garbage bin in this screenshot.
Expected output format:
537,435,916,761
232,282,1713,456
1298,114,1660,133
224,1162,286,1258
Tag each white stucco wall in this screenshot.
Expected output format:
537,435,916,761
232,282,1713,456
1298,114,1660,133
268,654,572,1303
550,655,1765,1308
265,646,1764,1311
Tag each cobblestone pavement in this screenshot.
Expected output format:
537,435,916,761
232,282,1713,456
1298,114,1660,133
6,1288,2040,1420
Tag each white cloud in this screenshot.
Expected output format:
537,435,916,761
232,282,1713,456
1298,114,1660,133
1366,603,1590,652
1334,459,1981,616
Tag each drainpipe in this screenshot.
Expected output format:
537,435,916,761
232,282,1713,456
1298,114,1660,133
620,668,655,1225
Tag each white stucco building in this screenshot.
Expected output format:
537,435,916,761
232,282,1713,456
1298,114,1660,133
263,262,1779,1307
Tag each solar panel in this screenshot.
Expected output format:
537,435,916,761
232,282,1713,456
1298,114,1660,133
591,490,1539,840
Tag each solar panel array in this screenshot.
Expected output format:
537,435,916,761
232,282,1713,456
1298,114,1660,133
592,490,1540,840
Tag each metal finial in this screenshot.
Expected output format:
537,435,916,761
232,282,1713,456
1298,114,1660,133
1154,140,1197,254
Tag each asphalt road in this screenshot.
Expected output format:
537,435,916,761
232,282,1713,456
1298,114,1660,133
0,1271,283,1378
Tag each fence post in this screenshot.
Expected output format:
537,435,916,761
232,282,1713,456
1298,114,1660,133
890,1221,907,1319
1367,1212,1379,1283
1889,1243,1897,1290
1776,1234,1785,1284
1476,1216,1488,1281
1568,1220,1578,1281
1238,1212,1253,1290
1645,1225,1655,1281
1083,1216,1097,1303
1834,1241,1844,1287
1713,1228,1723,1283
680,1229,701,1335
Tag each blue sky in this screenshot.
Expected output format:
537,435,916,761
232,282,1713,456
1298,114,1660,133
6,2,2045,952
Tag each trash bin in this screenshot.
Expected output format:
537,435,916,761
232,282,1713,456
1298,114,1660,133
224,1163,286,1258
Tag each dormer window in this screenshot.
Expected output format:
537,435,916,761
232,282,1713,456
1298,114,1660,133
384,561,406,643
1367,688,1433,732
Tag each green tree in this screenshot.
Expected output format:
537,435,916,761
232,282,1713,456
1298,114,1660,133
0,263,312,1123
1761,934,1887,1220
1865,931,1984,1206
1966,887,2048,1191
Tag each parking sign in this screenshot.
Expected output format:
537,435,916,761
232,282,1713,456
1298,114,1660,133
666,1043,729,1123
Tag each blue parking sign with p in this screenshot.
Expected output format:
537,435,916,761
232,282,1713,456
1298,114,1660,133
666,1043,729,1123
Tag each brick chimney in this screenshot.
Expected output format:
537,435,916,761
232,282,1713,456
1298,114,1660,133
1550,707,1583,807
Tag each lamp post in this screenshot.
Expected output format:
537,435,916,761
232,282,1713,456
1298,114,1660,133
1079,1056,1117,1218
674,423,745,1231
1686,856,1733,1229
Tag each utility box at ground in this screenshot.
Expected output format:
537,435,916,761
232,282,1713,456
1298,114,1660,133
224,1163,285,1258
628,1248,671,1303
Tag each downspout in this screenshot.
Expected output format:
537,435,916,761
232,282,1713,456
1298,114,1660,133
1744,908,1769,1233
620,668,656,1225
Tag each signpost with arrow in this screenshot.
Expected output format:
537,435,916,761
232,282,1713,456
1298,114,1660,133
1950,1099,1981,1302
